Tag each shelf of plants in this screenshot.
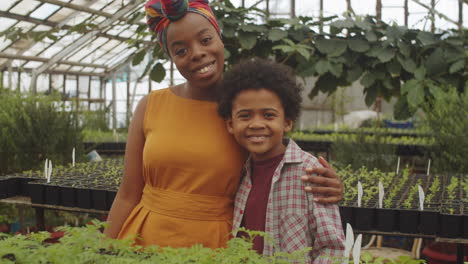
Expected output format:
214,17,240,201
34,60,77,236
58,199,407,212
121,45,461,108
337,165,467,239
0,158,466,239
0,157,122,211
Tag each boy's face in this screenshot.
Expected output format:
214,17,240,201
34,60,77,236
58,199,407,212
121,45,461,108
226,88,293,161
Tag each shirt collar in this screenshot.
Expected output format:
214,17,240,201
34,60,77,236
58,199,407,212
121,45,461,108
243,138,304,172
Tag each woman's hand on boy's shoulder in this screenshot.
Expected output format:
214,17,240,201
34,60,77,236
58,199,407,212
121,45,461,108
300,156,344,204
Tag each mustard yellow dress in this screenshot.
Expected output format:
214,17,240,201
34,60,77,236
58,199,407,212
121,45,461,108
117,88,246,248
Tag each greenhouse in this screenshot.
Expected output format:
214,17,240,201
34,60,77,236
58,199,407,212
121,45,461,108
0,0,467,263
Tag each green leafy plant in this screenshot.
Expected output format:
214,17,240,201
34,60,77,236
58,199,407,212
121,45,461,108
0,90,83,175
424,84,468,174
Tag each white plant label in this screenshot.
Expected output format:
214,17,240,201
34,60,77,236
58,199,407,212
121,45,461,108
357,181,363,207
72,147,75,168
396,156,400,175
426,159,431,176
353,234,362,264
418,185,425,211
343,223,354,261
378,181,384,208
44,159,48,179
47,160,52,183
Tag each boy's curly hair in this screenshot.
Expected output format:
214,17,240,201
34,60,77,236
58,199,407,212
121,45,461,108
217,58,302,121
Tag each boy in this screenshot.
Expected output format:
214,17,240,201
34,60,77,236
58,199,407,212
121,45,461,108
218,58,345,263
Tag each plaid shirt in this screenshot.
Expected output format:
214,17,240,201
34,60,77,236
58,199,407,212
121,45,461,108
232,139,345,263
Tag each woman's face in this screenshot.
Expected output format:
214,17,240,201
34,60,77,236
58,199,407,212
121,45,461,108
166,13,224,90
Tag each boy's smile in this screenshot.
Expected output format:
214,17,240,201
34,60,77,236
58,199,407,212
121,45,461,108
227,88,293,161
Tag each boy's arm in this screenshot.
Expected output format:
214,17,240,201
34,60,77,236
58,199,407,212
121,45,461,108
310,199,345,263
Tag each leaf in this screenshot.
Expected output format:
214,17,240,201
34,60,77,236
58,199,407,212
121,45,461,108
328,62,343,77
315,38,347,57
347,39,370,52
267,29,288,41
314,73,339,93
425,48,446,75
315,60,329,75
386,25,407,42
224,48,231,60
296,47,311,60
365,86,378,107
397,55,417,73
222,26,236,38
398,41,411,57
417,31,437,46
149,63,166,83
365,31,378,42
239,24,267,33
238,31,257,50
407,81,424,108
132,50,146,66
360,72,376,87
355,20,372,30
414,67,426,80
377,48,395,63
386,59,401,76
449,60,465,74
401,79,419,94
346,66,363,82
272,45,294,53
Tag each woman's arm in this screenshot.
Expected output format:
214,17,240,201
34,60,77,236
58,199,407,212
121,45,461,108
302,157,344,204
103,95,148,238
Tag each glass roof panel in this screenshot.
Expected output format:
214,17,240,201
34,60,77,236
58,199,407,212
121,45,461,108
69,66,84,72
101,1,125,14
53,64,72,71
0,58,8,65
0,39,13,52
0,18,17,31
106,47,136,67
30,3,61,20
23,41,49,56
9,0,41,16
11,38,33,50
48,8,76,23
24,61,43,68
31,24,53,32
0,0,19,11
66,12,93,26
14,21,36,31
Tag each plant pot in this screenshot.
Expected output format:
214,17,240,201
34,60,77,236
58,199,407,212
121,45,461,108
0,177,11,199
353,202,376,231
398,207,419,234
28,182,45,204
339,204,354,228
422,242,468,264
106,190,117,210
44,184,60,205
6,178,20,197
419,203,440,235
375,206,398,232
76,187,92,209
440,203,463,238
91,187,107,211
60,186,76,207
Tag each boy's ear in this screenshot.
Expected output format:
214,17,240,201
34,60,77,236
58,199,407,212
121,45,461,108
284,119,293,132
226,118,234,134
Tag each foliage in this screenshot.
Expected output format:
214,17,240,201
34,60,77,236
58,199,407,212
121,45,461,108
3,1,465,117
423,84,468,173
0,221,323,264
0,204,18,225
0,90,83,175
82,129,127,142
330,133,397,171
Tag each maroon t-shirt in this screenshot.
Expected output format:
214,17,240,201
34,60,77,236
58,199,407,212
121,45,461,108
239,153,284,254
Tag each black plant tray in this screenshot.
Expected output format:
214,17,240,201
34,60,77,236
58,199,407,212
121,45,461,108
440,203,463,238
419,203,440,235
375,207,399,232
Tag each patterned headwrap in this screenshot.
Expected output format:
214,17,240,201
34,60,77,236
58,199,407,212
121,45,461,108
145,0,220,55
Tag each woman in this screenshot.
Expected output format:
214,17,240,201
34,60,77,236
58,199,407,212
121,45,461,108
104,0,343,249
